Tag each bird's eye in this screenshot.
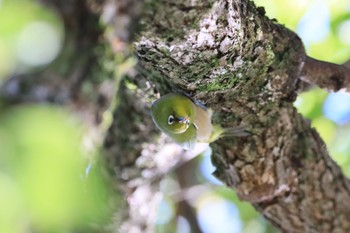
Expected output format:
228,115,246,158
168,115,175,125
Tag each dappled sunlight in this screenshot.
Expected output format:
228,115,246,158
198,147,223,185
337,20,350,45
254,0,350,63
253,0,312,30
16,21,61,67
324,92,350,124
311,116,336,143
294,87,350,178
297,1,330,46
156,199,175,225
196,192,242,233
176,216,191,233
295,88,350,177
1,0,350,232
294,88,328,118
0,0,63,80
155,149,277,233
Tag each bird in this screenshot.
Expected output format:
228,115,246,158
151,93,248,150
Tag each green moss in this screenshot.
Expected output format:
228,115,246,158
183,65,208,81
198,73,240,92
198,80,222,92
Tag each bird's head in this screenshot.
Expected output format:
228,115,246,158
151,94,195,135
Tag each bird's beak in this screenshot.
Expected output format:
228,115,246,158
178,116,190,124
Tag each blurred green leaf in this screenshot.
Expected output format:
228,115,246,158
311,116,336,144
0,174,23,233
253,0,311,30
0,105,112,232
0,0,63,79
294,88,328,119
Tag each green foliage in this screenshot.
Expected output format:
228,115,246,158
294,88,337,145
0,0,63,80
254,0,350,63
0,106,113,233
254,0,312,30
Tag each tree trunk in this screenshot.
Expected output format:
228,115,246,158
132,0,350,232
2,0,350,232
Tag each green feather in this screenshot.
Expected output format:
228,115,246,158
151,93,250,150
151,93,197,147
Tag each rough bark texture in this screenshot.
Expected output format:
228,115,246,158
103,76,200,232
2,0,350,233
301,56,350,92
133,0,350,232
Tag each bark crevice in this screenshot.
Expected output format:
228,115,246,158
133,0,350,232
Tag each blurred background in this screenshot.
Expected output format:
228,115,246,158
0,0,63,80
0,0,350,232
0,1,114,233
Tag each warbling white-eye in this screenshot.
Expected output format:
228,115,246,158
151,93,248,150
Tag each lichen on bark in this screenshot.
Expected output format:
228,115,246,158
3,0,350,232
133,0,350,232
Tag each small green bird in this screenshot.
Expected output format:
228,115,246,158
151,93,248,150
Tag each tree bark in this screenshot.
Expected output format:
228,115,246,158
132,0,350,232
2,0,350,232
301,56,350,92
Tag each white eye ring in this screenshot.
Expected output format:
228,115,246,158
168,115,175,125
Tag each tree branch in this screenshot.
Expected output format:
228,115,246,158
301,56,350,92
175,158,203,233
3,0,350,232
134,0,350,232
